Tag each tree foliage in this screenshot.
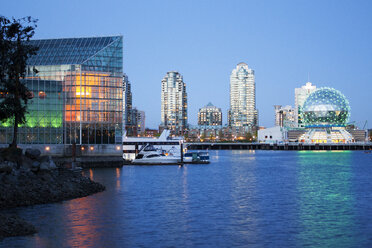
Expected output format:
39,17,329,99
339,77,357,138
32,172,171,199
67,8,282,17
0,16,38,147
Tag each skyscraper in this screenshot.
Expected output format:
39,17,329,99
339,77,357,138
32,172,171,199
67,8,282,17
198,103,222,127
131,108,145,135
228,62,258,131
294,82,316,127
160,71,187,134
123,73,133,135
274,105,296,128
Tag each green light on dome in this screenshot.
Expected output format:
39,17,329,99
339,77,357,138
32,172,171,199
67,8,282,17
302,87,350,128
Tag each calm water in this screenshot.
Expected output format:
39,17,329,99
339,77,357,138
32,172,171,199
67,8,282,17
2,150,372,247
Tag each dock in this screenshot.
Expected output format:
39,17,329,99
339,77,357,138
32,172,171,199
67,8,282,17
186,142,372,151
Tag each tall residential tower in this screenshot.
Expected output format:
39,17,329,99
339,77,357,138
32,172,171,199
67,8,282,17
294,82,316,127
160,71,188,134
228,62,258,131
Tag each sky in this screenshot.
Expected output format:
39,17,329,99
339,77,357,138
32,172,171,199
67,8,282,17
3,0,372,129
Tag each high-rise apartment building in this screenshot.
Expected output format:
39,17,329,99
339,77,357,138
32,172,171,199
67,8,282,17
123,74,133,134
228,62,258,131
198,103,222,127
294,82,316,127
0,36,123,145
160,71,187,134
274,105,296,128
132,108,145,135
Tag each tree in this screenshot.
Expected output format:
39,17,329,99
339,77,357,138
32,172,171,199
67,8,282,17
245,132,253,142
0,16,38,148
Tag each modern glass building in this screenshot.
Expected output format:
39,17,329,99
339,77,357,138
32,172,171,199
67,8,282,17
0,36,123,145
302,87,350,128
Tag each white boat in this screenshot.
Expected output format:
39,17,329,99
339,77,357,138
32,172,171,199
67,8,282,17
132,151,180,164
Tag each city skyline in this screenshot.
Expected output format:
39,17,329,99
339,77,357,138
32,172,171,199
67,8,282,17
2,0,372,129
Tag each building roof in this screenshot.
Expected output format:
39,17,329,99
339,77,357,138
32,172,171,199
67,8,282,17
27,36,122,66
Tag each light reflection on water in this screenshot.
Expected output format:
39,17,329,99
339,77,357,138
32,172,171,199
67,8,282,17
1,151,372,247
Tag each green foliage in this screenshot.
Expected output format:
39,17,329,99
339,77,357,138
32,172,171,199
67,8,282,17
0,16,38,147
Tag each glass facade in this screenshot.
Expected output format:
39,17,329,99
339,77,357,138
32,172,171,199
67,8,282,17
302,87,350,128
0,36,123,144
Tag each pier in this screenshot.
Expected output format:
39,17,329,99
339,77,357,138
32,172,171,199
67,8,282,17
186,142,372,151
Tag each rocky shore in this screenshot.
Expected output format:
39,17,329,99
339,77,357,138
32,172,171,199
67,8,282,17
0,147,105,240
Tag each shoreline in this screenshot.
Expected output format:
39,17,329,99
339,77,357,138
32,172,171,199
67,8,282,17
0,148,105,240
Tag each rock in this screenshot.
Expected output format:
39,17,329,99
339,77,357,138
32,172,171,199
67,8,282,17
38,155,50,163
0,163,12,173
0,213,37,239
25,149,41,160
39,162,50,171
49,159,57,170
22,156,34,170
31,161,40,172
0,148,22,165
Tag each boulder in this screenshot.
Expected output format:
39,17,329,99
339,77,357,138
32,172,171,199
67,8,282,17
0,162,13,173
49,159,57,170
39,162,50,171
25,149,41,160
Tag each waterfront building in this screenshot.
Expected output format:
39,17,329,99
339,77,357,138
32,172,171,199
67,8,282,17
198,102,222,127
258,126,286,143
160,71,188,135
123,74,134,135
0,36,123,145
298,87,353,143
228,62,258,132
131,108,145,135
274,105,296,128
294,82,316,127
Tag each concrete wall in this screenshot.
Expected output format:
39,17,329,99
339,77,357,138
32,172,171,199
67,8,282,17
0,144,123,157
258,126,286,143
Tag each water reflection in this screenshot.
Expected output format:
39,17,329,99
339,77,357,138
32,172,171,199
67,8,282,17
296,151,356,247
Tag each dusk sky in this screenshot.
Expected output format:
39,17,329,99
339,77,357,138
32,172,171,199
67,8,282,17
4,0,372,129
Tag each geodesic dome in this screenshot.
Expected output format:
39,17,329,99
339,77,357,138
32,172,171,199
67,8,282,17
302,87,350,127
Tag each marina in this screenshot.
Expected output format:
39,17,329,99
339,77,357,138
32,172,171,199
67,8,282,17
122,130,210,165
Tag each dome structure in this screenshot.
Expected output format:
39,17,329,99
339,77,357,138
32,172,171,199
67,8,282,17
302,87,350,127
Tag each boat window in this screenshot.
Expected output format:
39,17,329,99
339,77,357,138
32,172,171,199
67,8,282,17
135,154,144,159
146,154,160,158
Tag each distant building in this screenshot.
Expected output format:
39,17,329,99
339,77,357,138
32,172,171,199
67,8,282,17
294,82,316,127
228,62,258,132
160,71,188,135
198,102,222,127
144,128,159,137
123,74,134,135
274,105,296,128
258,126,286,143
131,108,145,135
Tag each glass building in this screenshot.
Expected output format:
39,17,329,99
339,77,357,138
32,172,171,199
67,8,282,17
0,36,123,145
302,87,350,128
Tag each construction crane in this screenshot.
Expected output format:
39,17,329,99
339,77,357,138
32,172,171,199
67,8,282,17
363,120,368,130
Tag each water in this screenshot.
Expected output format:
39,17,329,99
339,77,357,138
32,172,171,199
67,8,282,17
2,150,372,247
